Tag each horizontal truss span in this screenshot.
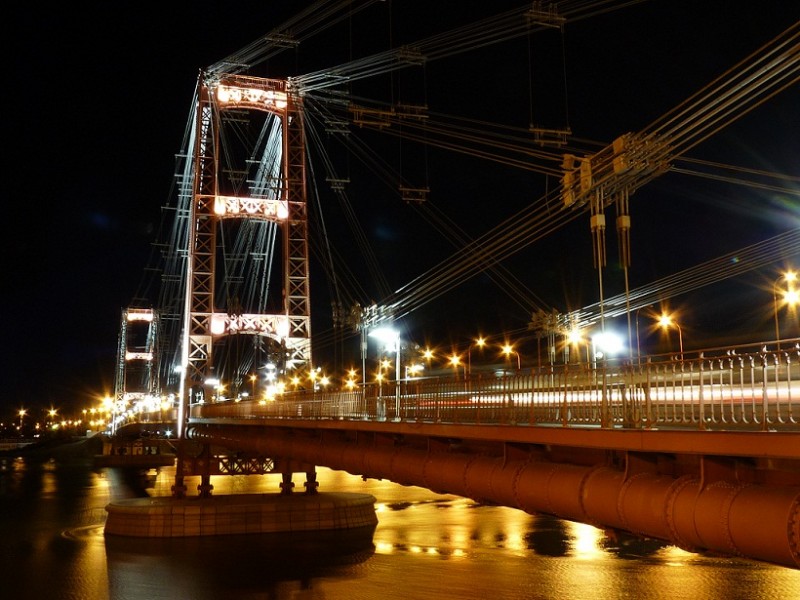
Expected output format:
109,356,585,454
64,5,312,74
186,422,800,569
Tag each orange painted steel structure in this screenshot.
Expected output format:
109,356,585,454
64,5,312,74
110,347,799,565
177,74,312,444
186,419,799,569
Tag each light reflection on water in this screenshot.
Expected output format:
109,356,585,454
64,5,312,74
1,456,798,600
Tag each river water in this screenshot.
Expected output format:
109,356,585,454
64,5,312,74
1,453,797,600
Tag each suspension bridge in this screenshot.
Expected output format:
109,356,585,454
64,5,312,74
102,1,799,569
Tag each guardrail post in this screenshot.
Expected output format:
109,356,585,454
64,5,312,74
528,369,536,425
561,364,569,427
698,360,706,431
600,364,610,428
644,357,653,428
784,353,795,425
620,363,641,429
761,353,769,431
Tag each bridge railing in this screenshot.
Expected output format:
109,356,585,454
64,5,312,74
191,344,799,431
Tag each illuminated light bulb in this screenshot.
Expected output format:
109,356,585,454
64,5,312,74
210,314,227,335
276,318,290,338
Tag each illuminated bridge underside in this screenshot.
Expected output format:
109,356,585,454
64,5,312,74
187,420,800,569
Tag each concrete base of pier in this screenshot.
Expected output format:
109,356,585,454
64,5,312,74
104,492,377,538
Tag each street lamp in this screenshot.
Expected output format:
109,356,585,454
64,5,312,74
658,313,684,359
369,327,400,378
308,368,319,392
369,327,401,418
501,344,521,371
566,326,586,364
590,330,625,368
448,353,464,379
422,348,435,370
18,408,26,432
773,270,798,351
635,305,653,365
467,336,486,376
405,363,424,378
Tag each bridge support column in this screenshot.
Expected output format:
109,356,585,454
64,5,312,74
172,455,187,499
198,475,214,498
304,469,319,494
280,471,295,495
197,443,214,497
171,477,188,499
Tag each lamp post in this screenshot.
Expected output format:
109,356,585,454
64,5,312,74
405,363,423,378
634,305,653,365
308,368,318,393
448,353,464,380
773,270,798,351
467,337,486,377
566,327,586,364
18,408,26,433
369,327,401,419
422,348,435,372
501,344,521,371
658,313,684,359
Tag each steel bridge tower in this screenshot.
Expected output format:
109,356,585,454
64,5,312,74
177,74,311,437
113,307,160,433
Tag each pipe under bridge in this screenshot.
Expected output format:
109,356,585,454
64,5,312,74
179,350,800,569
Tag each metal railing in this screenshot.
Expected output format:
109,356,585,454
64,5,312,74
192,344,800,432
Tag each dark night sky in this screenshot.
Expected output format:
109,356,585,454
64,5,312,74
3,1,798,420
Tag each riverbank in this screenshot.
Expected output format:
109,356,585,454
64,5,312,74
0,433,104,461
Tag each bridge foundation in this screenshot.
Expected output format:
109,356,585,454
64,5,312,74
104,491,377,538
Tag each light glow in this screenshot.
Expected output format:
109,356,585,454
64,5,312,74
592,331,625,357
213,195,288,219
369,327,399,350
567,328,584,345
215,84,288,110
781,288,799,307
210,313,290,337
126,309,154,322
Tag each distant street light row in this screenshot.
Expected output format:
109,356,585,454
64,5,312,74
84,271,797,426
247,271,799,394
8,406,90,436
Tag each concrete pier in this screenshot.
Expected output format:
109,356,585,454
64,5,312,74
105,492,377,538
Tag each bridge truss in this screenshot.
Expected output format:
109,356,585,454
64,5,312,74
113,308,160,432
169,74,313,436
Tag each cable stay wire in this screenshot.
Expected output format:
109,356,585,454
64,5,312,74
303,105,395,301
342,20,800,325
204,1,798,330
206,0,385,77
408,201,551,314
139,2,797,382
574,228,800,326
289,1,652,93
303,94,552,315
